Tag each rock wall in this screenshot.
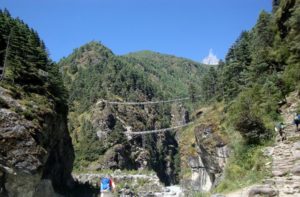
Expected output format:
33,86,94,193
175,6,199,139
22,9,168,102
0,87,74,196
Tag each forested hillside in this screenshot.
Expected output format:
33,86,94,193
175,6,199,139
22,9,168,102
201,0,299,142
125,50,206,97
59,42,207,185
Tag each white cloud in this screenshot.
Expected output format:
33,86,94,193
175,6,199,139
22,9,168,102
202,49,219,65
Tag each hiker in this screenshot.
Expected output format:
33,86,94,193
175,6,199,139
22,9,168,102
294,113,300,132
100,175,115,197
275,122,286,141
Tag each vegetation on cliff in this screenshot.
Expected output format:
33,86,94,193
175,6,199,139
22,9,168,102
0,9,67,113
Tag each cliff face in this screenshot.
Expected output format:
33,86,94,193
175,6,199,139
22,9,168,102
190,124,229,191
0,86,74,197
75,100,183,185
180,123,229,193
179,106,229,193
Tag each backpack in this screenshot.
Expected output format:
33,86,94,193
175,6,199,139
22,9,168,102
101,177,111,191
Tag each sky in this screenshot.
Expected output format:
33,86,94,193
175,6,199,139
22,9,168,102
0,0,272,62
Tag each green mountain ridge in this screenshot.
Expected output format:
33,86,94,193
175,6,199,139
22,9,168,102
60,42,207,99
125,50,201,64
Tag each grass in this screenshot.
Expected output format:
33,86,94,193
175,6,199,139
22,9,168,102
178,123,198,179
213,134,271,193
190,192,211,197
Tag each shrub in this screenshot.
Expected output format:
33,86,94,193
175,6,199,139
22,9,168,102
21,109,36,120
234,113,268,144
228,86,273,145
214,142,271,193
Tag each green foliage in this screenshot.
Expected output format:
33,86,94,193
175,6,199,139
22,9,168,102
0,9,68,114
201,67,218,101
107,121,128,146
21,109,36,120
125,50,205,98
203,1,300,144
215,140,270,193
283,63,300,91
213,2,300,191
211,3,299,103
228,84,281,144
75,119,105,165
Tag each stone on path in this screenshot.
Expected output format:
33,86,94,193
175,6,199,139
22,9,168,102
291,166,300,176
248,185,278,197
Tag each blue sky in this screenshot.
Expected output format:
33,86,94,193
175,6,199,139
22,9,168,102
0,0,272,62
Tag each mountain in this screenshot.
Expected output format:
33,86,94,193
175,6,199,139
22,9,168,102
202,49,219,65
58,42,207,185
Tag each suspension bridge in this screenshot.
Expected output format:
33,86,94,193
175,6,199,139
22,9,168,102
97,94,199,135
97,95,201,106
125,122,193,135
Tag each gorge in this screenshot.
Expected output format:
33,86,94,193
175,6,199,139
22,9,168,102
1,0,300,196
